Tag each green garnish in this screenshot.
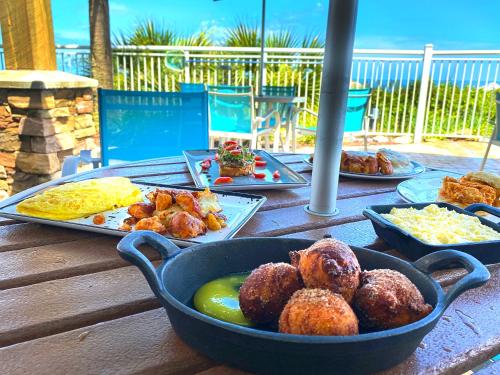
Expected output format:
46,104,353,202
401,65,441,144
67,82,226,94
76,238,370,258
218,145,254,167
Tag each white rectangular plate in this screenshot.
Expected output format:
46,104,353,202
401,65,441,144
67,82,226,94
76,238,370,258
0,182,266,247
184,149,309,190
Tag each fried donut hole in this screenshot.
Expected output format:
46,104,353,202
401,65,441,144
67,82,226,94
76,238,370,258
353,269,433,330
239,262,303,324
279,289,359,336
289,238,361,304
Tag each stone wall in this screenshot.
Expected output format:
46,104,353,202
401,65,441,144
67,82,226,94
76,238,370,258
0,70,98,197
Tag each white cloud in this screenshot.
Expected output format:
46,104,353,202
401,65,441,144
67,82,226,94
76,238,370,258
200,20,229,45
110,2,128,12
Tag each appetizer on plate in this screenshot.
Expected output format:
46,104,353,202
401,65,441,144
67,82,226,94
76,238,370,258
340,149,412,175
310,148,413,175
439,171,500,207
217,141,255,177
123,187,227,239
194,238,433,335
16,177,142,220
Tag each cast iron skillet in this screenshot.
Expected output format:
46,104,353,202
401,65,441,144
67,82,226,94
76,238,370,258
117,231,490,375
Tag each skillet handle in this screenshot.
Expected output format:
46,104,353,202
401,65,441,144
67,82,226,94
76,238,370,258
117,230,181,300
413,250,490,309
464,203,500,221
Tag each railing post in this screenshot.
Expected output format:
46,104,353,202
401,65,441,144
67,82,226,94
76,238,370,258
260,51,268,92
183,50,190,83
414,44,433,143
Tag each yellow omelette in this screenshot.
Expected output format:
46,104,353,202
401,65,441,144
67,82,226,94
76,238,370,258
17,177,142,220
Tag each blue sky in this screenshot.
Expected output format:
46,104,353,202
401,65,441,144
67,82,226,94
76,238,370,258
46,0,500,49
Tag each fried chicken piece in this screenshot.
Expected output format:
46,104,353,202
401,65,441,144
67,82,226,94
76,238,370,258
341,151,379,174
239,263,303,324
135,216,167,234
353,269,433,330
175,191,203,219
440,176,496,206
289,238,361,304
458,177,496,204
279,289,358,336
168,211,206,239
376,151,394,175
128,202,155,219
155,191,173,211
146,188,180,204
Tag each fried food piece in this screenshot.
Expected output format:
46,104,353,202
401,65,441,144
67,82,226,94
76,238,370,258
168,211,206,239
92,214,105,225
128,202,155,219
464,172,500,207
239,263,303,324
376,151,394,175
155,191,173,211
175,191,203,219
341,151,379,174
279,289,358,336
354,269,433,330
440,176,496,206
289,238,361,304
205,213,222,231
119,223,132,231
135,216,167,234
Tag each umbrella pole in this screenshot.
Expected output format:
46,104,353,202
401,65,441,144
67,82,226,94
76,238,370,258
258,0,266,96
305,0,359,216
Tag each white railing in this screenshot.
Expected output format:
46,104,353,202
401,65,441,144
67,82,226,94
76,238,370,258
1,44,498,142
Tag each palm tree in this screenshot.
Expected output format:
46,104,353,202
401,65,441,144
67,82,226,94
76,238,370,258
89,0,113,88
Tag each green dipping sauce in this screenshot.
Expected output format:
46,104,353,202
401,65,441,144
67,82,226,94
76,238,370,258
194,272,253,327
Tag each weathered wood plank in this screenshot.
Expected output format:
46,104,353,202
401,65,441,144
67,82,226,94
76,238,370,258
0,223,94,253
0,265,160,346
0,237,158,290
278,219,387,250
237,191,404,237
0,309,215,375
2,266,498,375
259,179,397,211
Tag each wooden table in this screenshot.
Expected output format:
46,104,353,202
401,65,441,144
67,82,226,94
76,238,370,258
0,154,499,375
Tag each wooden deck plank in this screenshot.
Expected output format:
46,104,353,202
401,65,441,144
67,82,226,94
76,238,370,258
277,219,387,249
2,266,498,375
0,223,95,253
0,265,160,346
0,237,155,290
237,191,404,237
0,309,215,375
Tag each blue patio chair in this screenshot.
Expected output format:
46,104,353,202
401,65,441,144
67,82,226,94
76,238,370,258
61,89,209,176
179,82,206,92
292,88,376,151
207,84,252,94
260,85,297,127
262,85,296,96
480,92,500,171
208,91,281,151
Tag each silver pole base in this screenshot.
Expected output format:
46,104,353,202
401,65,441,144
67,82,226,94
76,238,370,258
304,204,340,217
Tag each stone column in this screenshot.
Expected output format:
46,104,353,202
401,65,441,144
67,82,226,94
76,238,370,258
0,70,98,196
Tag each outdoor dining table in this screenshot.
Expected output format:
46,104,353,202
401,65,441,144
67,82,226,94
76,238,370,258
254,96,306,152
0,153,498,375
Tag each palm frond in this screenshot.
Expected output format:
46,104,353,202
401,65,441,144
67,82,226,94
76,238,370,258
179,31,212,46
225,21,260,47
265,30,298,48
301,34,324,48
